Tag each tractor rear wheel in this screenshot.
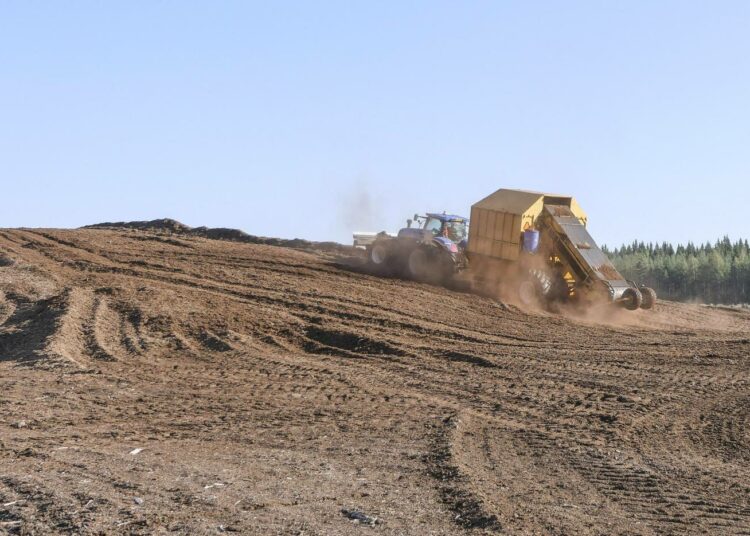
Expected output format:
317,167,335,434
639,287,657,310
622,287,643,310
407,247,429,280
407,246,455,284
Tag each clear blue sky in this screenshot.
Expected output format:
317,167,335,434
2,1,749,247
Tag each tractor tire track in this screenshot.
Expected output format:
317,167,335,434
0,227,748,534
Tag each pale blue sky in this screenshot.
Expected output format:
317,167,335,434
2,1,749,246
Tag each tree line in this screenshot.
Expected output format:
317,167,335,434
602,237,750,304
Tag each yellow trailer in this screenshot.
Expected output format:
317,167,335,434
465,188,655,310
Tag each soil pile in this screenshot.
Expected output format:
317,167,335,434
0,225,748,534
84,219,355,254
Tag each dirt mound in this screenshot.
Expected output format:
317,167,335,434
85,218,192,233
0,226,749,534
84,218,356,254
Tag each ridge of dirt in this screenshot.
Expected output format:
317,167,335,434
0,226,749,534
83,218,355,255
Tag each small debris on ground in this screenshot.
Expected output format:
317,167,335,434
133,497,144,505
341,508,379,526
129,448,144,455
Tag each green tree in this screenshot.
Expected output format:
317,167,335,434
607,237,750,304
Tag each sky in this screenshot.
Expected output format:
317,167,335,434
1,1,749,247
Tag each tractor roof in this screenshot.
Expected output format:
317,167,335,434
426,213,468,222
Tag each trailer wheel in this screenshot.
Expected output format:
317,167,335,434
639,287,657,310
516,269,567,308
518,279,541,307
622,287,643,310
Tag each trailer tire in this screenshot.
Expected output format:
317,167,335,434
622,287,643,310
518,279,541,307
639,287,657,310
517,269,567,308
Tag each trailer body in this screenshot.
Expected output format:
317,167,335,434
465,189,653,309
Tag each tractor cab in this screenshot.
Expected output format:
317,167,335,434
403,213,469,247
426,213,468,243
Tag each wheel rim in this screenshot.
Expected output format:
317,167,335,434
371,244,387,265
623,288,642,310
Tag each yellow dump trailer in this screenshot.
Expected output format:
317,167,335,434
467,189,587,262
465,188,655,310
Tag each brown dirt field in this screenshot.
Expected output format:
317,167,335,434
0,227,749,535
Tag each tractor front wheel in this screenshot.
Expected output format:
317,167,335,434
368,242,389,267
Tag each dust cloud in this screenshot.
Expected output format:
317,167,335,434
458,254,553,312
338,180,381,233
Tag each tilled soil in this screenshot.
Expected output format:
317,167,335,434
0,227,748,535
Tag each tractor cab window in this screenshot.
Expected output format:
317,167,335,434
446,221,467,242
424,217,443,235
